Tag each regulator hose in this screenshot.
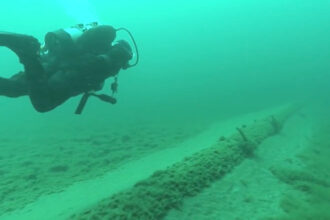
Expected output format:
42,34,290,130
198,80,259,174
116,27,139,68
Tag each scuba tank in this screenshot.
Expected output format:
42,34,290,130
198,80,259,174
41,22,104,56
41,22,139,67
64,22,99,41
41,29,75,57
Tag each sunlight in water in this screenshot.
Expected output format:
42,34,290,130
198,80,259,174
57,0,100,24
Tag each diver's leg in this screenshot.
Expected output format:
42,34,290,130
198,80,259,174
28,82,69,113
0,72,28,97
28,70,71,113
0,32,40,63
0,32,44,80
0,33,69,112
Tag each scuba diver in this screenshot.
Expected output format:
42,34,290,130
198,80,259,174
0,23,139,114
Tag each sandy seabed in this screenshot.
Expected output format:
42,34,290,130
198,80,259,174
1,104,329,220
0,119,206,217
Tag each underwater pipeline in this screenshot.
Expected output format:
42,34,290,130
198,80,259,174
69,104,300,220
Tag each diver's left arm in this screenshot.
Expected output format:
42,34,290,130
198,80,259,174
73,53,121,83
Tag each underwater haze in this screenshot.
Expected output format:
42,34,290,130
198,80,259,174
0,0,330,219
